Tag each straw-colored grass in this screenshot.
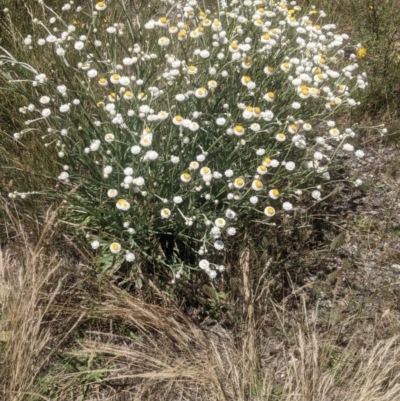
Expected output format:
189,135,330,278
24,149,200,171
1,215,400,401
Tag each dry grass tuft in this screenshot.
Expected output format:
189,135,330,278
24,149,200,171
1,217,400,401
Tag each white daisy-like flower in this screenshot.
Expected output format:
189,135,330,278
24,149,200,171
107,189,118,198
252,180,263,191
189,161,200,170
257,165,268,175
276,133,286,142
214,240,224,250
264,206,276,217
199,259,210,270
116,199,130,211
173,196,183,204
130,145,141,154
200,167,211,176
160,208,171,219
59,104,70,113
110,242,121,254
285,161,295,171
269,189,280,199
91,240,100,250
98,77,108,86
110,74,120,84
180,173,191,183
39,96,50,104
41,108,51,117
125,252,136,262
103,166,113,176
343,143,354,151
95,1,107,11
194,87,208,98
233,125,245,136
312,190,321,200
215,218,226,228
355,150,365,158
74,41,84,50
234,178,245,189
282,202,293,211
250,196,258,204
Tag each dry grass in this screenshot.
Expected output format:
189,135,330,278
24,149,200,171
1,214,400,401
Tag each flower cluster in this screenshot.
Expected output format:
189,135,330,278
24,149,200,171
2,0,382,280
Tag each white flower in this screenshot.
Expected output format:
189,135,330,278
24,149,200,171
215,218,226,228
214,240,224,250
343,143,354,151
227,227,236,236
312,190,321,200
74,41,84,50
39,96,50,104
58,171,69,181
158,37,170,46
87,69,98,78
131,145,141,154
110,242,121,254
105,133,115,143
125,252,135,262
41,108,51,117
116,199,131,211
95,1,107,11
173,196,183,204
224,169,233,177
199,259,210,270
252,180,263,191
59,104,70,113
264,206,276,217
91,240,100,250
90,140,101,152
285,161,295,171
171,156,180,164
107,189,118,198
355,150,365,158
282,202,293,211
250,196,258,204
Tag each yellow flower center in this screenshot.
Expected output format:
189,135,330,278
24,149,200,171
258,165,267,172
110,243,120,251
254,180,263,189
266,207,275,215
230,41,238,49
110,92,116,98
178,30,186,37
112,74,120,81
99,78,106,84
175,115,182,122
272,189,279,197
159,16,167,24
253,107,261,114
189,65,196,71
258,7,264,13
267,66,274,72
283,62,290,69
125,91,132,97
264,157,271,164
97,2,104,7
235,125,244,133
243,76,251,83
202,167,210,174
267,92,275,99
263,33,270,40
301,86,309,95
183,173,191,180
235,178,244,186
290,124,297,131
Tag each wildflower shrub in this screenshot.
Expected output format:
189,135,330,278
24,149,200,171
1,0,383,281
